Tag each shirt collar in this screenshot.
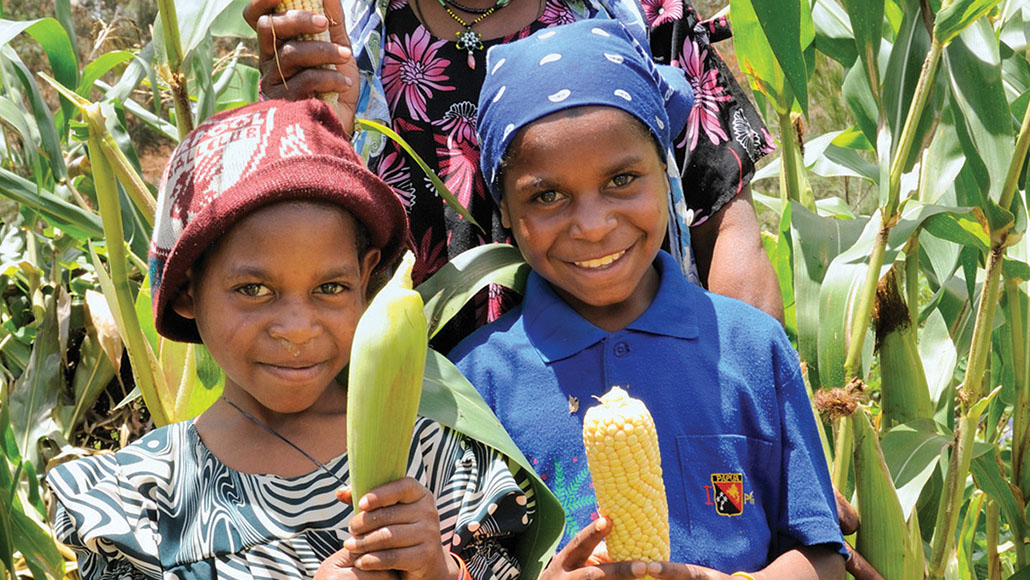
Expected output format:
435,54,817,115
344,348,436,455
523,250,699,363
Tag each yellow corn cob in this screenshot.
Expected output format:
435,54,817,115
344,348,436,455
274,0,338,103
347,252,427,509
582,386,670,569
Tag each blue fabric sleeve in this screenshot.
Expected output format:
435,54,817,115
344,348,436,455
772,334,848,559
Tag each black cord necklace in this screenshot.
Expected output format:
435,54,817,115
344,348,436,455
441,0,494,14
222,396,347,486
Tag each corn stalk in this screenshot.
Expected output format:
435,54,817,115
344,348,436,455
927,82,1030,579
842,39,944,382
155,0,193,138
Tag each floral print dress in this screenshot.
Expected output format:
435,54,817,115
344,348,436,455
350,0,774,350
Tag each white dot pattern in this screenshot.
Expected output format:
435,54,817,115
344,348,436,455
548,89,571,102
539,53,562,65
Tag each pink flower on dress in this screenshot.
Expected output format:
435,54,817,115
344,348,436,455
434,131,482,211
433,101,478,149
382,27,455,122
387,0,407,11
678,37,732,151
642,0,682,28
539,0,575,26
375,149,415,208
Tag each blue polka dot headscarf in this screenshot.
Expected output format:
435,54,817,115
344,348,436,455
477,18,694,204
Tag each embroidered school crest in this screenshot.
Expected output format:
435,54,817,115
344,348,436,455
711,473,744,516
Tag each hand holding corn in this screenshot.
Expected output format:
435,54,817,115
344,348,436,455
583,387,670,573
322,479,455,580
242,0,360,133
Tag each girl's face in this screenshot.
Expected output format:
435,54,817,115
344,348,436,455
499,106,669,331
173,201,380,418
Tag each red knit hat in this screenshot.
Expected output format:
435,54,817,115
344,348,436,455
149,99,408,343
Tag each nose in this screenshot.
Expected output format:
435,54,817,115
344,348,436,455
268,298,323,347
568,194,617,242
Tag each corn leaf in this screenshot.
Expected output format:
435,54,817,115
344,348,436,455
730,0,797,113
77,50,135,98
881,420,951,519
790,202,867,388
946,19,1016,206
0,17,78,131
817,202,965,388
7,49,67,182
971,445,1027,541
0,168,103,240
843,56,879,147
957,491,984,580
8,292,61,471
935,0,1005,46
839,0,882,94
811,0,858,67
357,119,480,230
882,5,939,171
420,349,564,580
153,0,239,61
416,244,529,339
62,331,117,438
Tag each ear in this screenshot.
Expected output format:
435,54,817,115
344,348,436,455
499,197,512,229
171,268,198,320
359,248,381,298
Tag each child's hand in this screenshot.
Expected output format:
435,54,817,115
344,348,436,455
242,0,360,134
540,517,651,580
644,562,730,580
315,548,400,580
340,480,457,580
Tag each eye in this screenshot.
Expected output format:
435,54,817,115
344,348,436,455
236,283,271,298
317,282,348,295
609,173,636,188
534,190,565,205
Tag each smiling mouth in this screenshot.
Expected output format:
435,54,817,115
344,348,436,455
574,250,627,269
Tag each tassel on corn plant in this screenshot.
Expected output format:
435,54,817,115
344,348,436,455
347,252,427,509
275,0,337,102
582,386,670,570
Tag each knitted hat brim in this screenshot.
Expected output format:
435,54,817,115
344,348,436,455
154,154,408,343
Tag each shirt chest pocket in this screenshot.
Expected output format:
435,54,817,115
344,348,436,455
674,434,776,551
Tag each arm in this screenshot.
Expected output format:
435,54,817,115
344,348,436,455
689,185,784,324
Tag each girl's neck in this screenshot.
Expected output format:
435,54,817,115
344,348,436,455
194,387,348,478
411,0,546,43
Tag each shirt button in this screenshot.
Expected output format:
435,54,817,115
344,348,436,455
613,342,630,357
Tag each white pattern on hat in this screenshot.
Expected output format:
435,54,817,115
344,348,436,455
655,116,665,130
614,89,632,101
591,27,610,37
280,124,313,158
539,53,562,65
604,53,625,64
539,30,557,40
503,123,516,139
491,58,506,75
493,86,506,103
548,89,571,102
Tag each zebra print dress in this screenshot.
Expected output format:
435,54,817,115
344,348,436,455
47,417,534,580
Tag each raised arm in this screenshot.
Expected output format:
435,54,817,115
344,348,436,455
243,0,360,133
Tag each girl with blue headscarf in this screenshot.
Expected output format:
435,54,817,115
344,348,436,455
243,0,784,352
453,19,847,580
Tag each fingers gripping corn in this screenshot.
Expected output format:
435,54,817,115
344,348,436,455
583,386,670,568
274,0,338,102
346,252,427,509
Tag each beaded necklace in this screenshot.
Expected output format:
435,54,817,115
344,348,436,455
437,0,510,68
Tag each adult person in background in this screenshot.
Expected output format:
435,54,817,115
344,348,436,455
244,0,783,350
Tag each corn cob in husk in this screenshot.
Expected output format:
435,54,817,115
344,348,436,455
347,252,427,509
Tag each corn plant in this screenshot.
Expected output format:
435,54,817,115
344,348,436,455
735,0,1030,577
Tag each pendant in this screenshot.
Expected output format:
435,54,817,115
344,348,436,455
455,27,483,69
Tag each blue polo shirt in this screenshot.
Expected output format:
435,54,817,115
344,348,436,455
451,251,845,572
